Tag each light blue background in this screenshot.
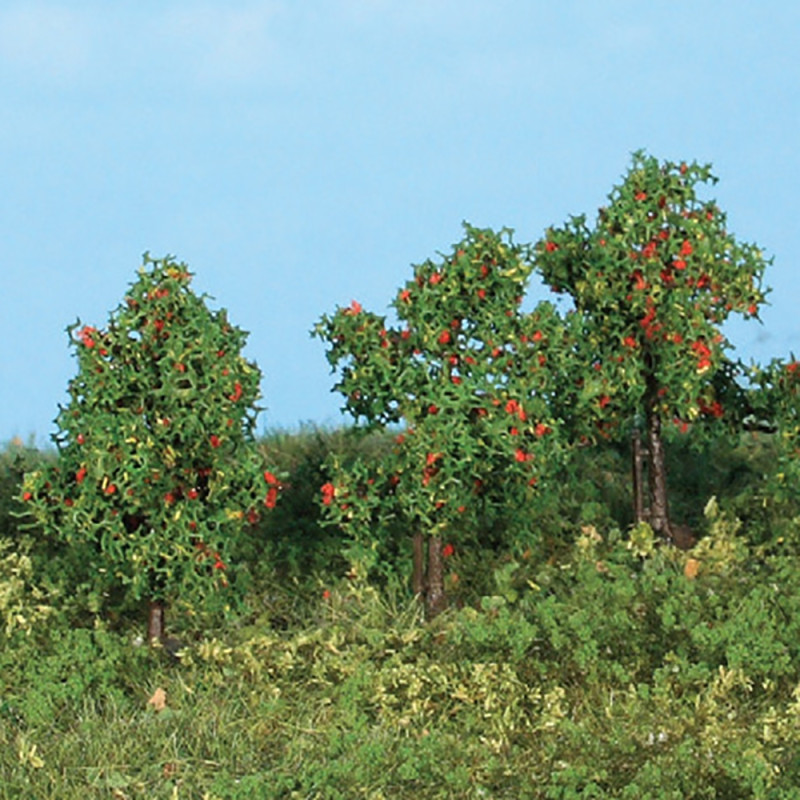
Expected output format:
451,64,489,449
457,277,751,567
2,1,797,444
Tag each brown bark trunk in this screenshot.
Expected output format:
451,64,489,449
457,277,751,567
645,403,673,543
425,535,447,619
631,427,648,524
147,599,165,646
412,531,426,600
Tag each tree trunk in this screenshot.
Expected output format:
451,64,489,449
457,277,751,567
425,535,447,619
645,403,673,543
412,531,426,600
147,599,165,646
631,426,648,524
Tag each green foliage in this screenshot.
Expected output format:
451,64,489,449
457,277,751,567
1,620,155,727
746,358,800,503
235,426,406,603
726,358,800,555
534,150,769,438
0,427,798,797
0,535,53,637
18,256,277,610
0,438,49,540
313,225,585,566
5,527,800,797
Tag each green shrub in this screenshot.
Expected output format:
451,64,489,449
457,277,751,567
0,536,53,638
19,256,277,639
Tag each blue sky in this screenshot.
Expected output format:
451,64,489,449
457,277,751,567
2,1,798,445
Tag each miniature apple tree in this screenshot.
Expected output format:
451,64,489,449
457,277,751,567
534,152,769,541
21,255,278,642
315,225,578,617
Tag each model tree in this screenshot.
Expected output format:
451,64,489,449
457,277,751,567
315,225,577,617
21,256,278,643
744,357,800,509
534,151,768,541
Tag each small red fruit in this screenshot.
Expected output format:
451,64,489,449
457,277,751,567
229,382,243,402
321,482,335,505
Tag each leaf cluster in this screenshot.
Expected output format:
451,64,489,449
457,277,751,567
19,256,277,606
314,225,592,547
535,150,770,434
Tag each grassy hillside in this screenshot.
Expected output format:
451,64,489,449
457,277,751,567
2,428,799,798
